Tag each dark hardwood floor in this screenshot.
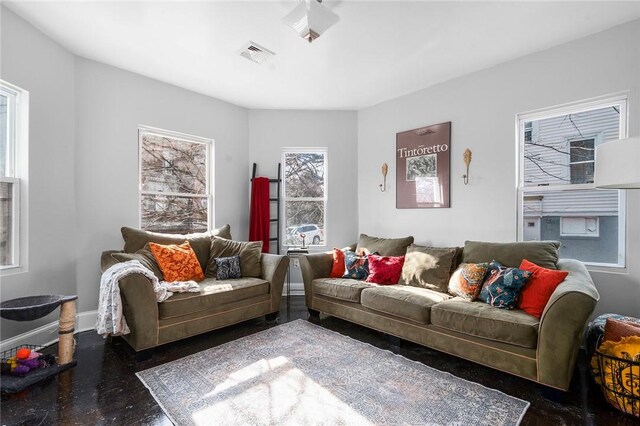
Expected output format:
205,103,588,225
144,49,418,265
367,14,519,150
1,296,635,425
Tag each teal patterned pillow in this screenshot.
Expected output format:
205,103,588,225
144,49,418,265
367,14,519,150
342,250,372,280
215,255,241,280
478,260,532,309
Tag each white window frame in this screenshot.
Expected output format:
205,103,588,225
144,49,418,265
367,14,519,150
282,147,328,248
516,93,628,269
138,125,214,232
0,80,29,275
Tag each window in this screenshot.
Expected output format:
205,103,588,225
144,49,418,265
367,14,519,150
524,121,533,142
1,81,27,271
518,94,627,267
139,127,212,233
560,217,599,237
569,138,596,184
282,149,327,247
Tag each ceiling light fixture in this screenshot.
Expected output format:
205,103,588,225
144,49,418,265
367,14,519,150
283,0,340,43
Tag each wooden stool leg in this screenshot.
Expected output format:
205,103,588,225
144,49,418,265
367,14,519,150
58,300,76,365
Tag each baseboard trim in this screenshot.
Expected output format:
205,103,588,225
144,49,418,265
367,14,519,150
0,310,98,352
286,282,305,296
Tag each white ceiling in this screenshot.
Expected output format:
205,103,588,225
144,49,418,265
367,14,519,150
5,1,640,109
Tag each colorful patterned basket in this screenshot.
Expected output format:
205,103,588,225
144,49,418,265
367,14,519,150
594,338,640,418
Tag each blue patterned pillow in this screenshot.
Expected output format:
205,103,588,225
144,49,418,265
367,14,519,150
215,255,241,280
342,250,372,280
478,260,532,309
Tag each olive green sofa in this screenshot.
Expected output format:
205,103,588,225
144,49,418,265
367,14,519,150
100,226,289,354
301,239,599,391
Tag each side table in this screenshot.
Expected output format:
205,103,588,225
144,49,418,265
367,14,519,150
286,248,309,302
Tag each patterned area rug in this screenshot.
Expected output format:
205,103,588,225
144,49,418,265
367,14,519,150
137,320,529,425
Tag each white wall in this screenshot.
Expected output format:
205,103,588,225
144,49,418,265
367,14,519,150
357,20,640,317
74,58,250,312
249,110,359,250
0,8,78,337
248,110,359,285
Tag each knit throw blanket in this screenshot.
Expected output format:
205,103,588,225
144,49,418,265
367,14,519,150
96,260,200,337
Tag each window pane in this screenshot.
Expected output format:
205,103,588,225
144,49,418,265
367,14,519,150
522,189,619,264
140,133,207,194
0,94,7,177
570,162,594,184
569,139,594,163
0,181,14,266
284,200,324,246
523,105,620,187
141,194,208,233
284,152,325,198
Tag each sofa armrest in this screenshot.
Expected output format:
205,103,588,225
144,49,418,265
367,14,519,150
101,250,123,273
102,250,159,351
118,274,160,351
260,254,289,312
536,259,599,390
300,252,333,307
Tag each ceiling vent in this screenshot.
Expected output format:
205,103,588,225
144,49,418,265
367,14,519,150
239,42,275,64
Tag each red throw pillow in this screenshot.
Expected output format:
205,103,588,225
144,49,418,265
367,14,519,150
365,255,405,285
517,259,568,318
329,248,346,278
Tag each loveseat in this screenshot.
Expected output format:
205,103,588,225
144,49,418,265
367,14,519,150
301,235,599,391
100,225,289,354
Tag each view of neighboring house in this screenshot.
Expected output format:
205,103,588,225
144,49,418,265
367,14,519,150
522,104,622,265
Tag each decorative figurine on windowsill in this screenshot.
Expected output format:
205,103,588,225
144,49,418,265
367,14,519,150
299,233,307,249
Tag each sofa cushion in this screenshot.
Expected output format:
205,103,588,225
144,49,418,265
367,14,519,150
111,244,163,279
431,299,540,348
329,248,346,278
447,262,489,300
462,240,560,270
478,260,532,309
401,245,459,292
356,233,414,256
149,241,205,282
158,277,269,319
342,250,372,280
361,286,452,324
121,224,232,270
517,259,568,318
206,238,262,278
313,278,377,303
365,254,405,285
215,255,242,280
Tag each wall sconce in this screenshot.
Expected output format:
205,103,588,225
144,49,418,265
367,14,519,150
379,163,388,192
462,149,472,185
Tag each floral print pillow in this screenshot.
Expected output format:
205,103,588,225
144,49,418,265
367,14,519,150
478,260,532,309
342,250,373,280
448,262,489,300
149,241,205,282
215,255,242,280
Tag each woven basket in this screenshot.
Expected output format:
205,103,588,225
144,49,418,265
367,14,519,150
594,346,640,418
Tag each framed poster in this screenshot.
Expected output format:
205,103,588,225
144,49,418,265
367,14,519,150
396,121,451,208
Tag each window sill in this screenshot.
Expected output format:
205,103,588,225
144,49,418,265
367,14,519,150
585,263,627,274
0,265,28,277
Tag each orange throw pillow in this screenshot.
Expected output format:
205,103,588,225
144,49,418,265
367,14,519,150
517,259,568,318
329,248,346,278
149,241,205,282
603,318,640,343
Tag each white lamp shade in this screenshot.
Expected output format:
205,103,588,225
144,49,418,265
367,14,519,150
595,136,640,189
